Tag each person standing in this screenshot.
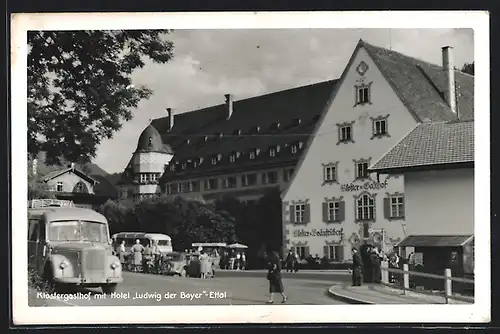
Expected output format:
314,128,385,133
131,239,145,272
241,252,247,270
236,252,241,270
152,240,161,273
118,240,126,266
370,248,382,284
200,250,210,279
351,247,363,287
266,250,287,304
285,250,294,272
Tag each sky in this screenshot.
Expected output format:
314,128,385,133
93,28,474,173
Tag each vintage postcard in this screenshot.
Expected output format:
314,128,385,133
11,11,490,325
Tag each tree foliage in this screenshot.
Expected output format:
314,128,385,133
28,30,175,165
27,157,56,200
461,62,474,75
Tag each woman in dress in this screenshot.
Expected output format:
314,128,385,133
199,250,210,279
131,239,145,272
266,250,287,304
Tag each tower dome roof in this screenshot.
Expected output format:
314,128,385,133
135,124,172,153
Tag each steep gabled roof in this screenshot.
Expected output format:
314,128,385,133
369,119,474,173
362,40,474,122
42,166,98,185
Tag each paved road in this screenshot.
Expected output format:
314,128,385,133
34,271,348,306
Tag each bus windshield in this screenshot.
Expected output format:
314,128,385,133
48,220,108,243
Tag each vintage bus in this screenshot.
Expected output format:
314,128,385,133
111,232,173,254
28,200,122,294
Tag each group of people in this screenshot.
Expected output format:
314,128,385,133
116,239,162,273
351,244,397,286
219,250,247,270
284,250,299,272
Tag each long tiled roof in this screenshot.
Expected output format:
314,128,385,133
119,39,474,184
369,119,474,172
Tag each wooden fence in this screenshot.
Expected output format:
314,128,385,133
380,261,474,304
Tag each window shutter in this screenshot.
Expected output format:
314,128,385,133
384,198,391,219
322,202,328,222
323,245,329,258
289,205,295,223
337,245,345,261
305,204,311,223
338,201,345,222
304,246,310,258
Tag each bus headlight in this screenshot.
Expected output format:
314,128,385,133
60,260,68,269
111,261,120,270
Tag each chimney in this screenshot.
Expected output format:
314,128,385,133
442,46,457,115
225,94,233,120
167,108,174,130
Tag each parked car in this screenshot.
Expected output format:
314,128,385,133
161,252,189,277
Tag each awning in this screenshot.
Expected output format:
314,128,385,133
397,235,474,247
227,243,248,249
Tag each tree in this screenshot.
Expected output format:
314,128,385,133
99,199,134,234
461,62,474,75
27,157,56,200
28,30,175,165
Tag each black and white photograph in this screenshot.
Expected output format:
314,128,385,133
12,11,490,324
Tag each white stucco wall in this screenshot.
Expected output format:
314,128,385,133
283,46,418,260
47,172,94,194
133,152,173,173
404,168,474,236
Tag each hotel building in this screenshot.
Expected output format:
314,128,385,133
280,40,474,261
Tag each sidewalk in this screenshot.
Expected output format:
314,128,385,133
328,283,472,304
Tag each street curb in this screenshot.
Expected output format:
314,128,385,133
327,285,374,305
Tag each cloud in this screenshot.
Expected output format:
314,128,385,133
93,28,474,173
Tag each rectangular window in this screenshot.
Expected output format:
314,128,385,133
140,174,147,182
327,201,340,221
295,246,306,260
229,154,236,163
270,148,276,157
390,196,405,218
165,184,172,195
328,245,344,261
357,86,370,104
178,183,185,193
291,145,298,154
339,125,352,142
294,204,306,223
249,151,256,160
356,194,375,221
263,171,278,184
283,168,294,182
241,174,257,187
355,162,369,179
374,119,387,136
204,178,218,190
323,165,336,182
222,177,237,189
211,157,217,165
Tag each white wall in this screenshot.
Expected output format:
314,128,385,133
404,168,474,236
47,172,94,194
283,45,418,259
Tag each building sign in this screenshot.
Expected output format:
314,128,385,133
293,228,344,238
340,180,388,192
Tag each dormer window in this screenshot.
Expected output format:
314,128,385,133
252,125,261,133
217,153,222,161
293,117,302,126
233,129,242,136
229,154,236,163
181,162,187,170
249,151,256,160
204,136,209,142
185,139,191,145
256,148,261,156
291,145,298,154
269,148,276,157
218,133,224,138
170,164,176,171
276,145,281,153
193,161,198,168
299,141,304,149
211,156,218,165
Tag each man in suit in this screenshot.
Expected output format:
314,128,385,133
351,247,363,286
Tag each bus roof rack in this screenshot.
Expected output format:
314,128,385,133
28,199,75,209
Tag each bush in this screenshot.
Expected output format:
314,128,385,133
28,268,43,291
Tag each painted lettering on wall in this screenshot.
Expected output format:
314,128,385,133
293,228,344,238
340,180,388,192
